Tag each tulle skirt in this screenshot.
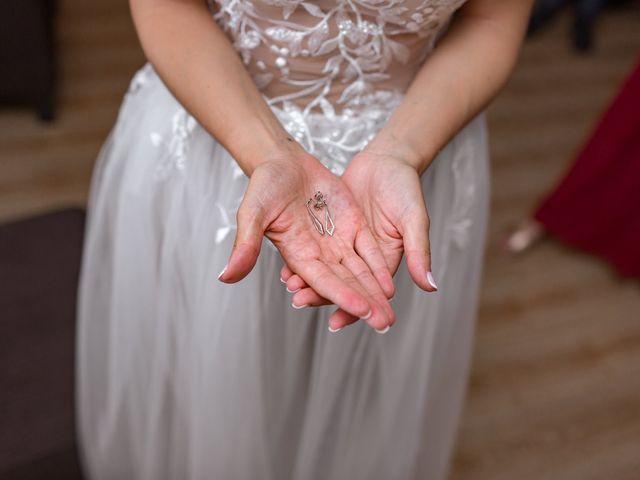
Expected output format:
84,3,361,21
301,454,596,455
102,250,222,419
76,64,490,480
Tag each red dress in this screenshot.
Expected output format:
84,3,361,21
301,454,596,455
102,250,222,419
533,58,640,277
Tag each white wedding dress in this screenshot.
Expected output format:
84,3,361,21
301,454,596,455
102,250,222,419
76,0,490,478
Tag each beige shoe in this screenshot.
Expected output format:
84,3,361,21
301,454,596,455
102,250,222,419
501,218,546,254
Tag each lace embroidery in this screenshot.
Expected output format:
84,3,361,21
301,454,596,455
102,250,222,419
271,89,403,174
150,108,198,178
209,0,466,116
141,0,467,175
125,63,154,97
449,138,476,250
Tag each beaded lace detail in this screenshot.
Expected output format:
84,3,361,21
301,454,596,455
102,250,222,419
209,0,466,117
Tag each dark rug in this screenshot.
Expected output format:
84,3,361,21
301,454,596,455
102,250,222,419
0,209,85,480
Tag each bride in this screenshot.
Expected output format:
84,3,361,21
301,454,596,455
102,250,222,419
76,0,532,478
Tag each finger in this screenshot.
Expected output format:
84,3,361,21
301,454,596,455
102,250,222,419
354,229,396,299
280,266,311,292
285,274,307,293
327,308,359,332
219,201,264,283
401,206,437,292
337,255,395,331
280,264,297,283
288,259,372,318
291,287,331,308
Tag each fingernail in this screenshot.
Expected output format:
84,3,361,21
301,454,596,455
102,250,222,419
361,309,372,320
291,302,308,310
375,325,390,334
280,277,286,284
426,271,438,290
217,264,228,280
286,287,301,293
328,325,342,333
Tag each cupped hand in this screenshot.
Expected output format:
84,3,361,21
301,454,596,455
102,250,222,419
218,150,396,331
281,150,437,332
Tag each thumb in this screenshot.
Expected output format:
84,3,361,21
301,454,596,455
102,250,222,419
218,199,265,283
401,206,438,293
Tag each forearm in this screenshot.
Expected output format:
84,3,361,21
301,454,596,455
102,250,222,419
365,0,533,174
130,0,303,176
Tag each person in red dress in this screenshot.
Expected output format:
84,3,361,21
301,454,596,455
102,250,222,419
504,57,640,277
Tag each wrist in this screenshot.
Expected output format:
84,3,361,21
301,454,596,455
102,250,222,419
224,116,309,177
363,132,436,175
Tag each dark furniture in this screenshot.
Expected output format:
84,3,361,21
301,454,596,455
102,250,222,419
0,0,56,121
0,209,85,480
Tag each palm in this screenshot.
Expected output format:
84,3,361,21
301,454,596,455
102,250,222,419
281,151,436,332
220,153,395,331
342,154,418,276
264,164,365,264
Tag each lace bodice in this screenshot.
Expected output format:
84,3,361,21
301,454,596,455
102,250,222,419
209,0,467,116
123,0,480,256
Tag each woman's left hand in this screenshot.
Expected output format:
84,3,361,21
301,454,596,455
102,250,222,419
282,149,438,332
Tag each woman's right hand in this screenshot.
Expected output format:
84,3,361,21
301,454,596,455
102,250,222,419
218,151,396,332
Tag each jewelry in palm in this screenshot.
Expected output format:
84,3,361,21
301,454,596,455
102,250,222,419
306,191,335,236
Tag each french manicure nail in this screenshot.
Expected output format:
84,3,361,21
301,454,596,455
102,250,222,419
217,264,228,280
291,302,308,310
280,277,286,284
361,309,372,320
426,271,438,290
286,287,301,293
375,325,390,334
328,325,342,333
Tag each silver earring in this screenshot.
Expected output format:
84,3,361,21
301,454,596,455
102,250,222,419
306,191,335,236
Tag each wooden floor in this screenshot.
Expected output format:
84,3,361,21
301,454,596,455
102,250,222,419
1,1,639,478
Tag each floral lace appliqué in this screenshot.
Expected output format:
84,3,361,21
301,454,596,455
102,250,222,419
209,0,466,118
150,108,198,178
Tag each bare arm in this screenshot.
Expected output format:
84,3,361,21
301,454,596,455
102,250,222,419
364,0,534,173
130,0,301,175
